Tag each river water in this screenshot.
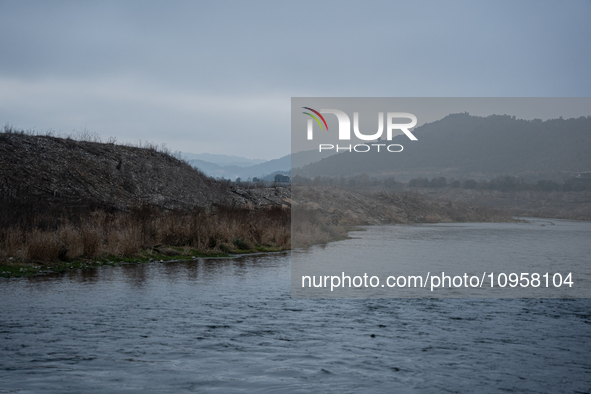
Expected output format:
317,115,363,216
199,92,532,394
1,220,590,393
292,218,591,298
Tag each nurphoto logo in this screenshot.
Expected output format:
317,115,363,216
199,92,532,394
302,107,418,153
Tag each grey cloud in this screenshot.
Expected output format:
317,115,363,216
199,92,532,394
1,0,590,158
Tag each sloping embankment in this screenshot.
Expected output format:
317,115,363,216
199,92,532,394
291,186,511,225
406,187,591,221
0,132,294,215
290,186,513,247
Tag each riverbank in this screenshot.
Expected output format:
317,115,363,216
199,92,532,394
1,187,520,278
0,205,290,278
0,131,522,278
290,186,516,248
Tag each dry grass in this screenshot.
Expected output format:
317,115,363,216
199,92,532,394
0,205,291,264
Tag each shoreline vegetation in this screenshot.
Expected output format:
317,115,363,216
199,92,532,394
0,128,523,278
0,206,290,278
0,193,514,278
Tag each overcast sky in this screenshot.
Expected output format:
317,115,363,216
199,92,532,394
1,0,589,159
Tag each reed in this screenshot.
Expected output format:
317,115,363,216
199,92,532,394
0,205,291,265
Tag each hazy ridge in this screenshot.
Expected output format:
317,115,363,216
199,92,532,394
294,113,591,181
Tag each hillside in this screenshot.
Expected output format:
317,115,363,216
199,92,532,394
0,131,290,215
295,114,591,181
0,131,296,273
0,132,231,212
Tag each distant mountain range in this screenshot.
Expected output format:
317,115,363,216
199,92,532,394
293,113,591,182
184,150,336,180
181,152,267,167
183,113,591,182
